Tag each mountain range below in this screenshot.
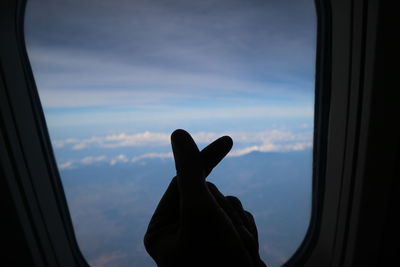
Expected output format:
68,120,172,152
60,149,312,267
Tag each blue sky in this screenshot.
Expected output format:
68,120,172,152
25,0,316,165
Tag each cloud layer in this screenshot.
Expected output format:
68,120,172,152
54,130,311,150
56,130,312,169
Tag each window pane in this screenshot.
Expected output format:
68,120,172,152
25,0,316,266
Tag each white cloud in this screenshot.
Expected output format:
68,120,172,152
81,155,107,165
229,141,312,157
65,131,170,150
58,152,171,170
59,160,75,170
110,154,129,165
103,132,170,148
53,138,78,148
56,129,313,169
131,152,173,162
72,143,88,150
55,130,312,151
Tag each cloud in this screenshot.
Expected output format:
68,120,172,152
55,130,311,150
59,160,75,170
53,132,169,150
81,155,107,165
56,129,313,169
131,152,173,162
68,131,170,150
58,153,172,169
229,142,312,157
110,154,129,165
53,138,78,148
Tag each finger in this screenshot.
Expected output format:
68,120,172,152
205,182,259,254
226,196,260,252
206,182,260,256
144,177,180,253
244,211,259,241
226,196,258,239
145,177,179,232
244,211,262,261
200,136,233,178
226,196,253,232
206,182,243,226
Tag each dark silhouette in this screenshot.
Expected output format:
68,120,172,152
144,129,267,267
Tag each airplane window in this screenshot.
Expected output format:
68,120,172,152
24,0,316,266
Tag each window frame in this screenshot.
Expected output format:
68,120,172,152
0,0,381,266
286,0,381,266
0,1,89,266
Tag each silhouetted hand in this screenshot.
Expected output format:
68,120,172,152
144,129,267,267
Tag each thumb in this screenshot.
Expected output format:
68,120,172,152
201,135,233,178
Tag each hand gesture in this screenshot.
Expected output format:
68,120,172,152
144,129,266,267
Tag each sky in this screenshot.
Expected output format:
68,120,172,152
24,0,316,266
25,0,316,139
